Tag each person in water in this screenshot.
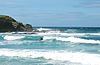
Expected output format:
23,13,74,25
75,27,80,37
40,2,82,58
40,37,43,40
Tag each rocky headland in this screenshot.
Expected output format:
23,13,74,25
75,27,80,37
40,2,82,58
0,15,33,32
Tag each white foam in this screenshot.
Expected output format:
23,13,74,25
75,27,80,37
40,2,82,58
0,49,100,65
37,28,52,31
90,33,100,35
59,33,86,36
37,32,100,36
43,36,100,44
57,37,100,44
37,33,86,36
43,36,56,41
4,35,25,40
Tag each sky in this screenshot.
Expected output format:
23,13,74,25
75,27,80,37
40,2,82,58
0,0,100,27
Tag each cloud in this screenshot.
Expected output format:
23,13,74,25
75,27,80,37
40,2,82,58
76,0,100,8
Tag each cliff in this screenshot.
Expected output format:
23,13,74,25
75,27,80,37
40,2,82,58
0,15,33,32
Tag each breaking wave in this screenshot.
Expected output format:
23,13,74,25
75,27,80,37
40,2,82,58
43,36,100,44
1,33,100,44
0,49,100,65
4,35,25,40
3,35,42,41
37,32,100,36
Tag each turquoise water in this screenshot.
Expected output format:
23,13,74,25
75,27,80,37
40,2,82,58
0,27,100,65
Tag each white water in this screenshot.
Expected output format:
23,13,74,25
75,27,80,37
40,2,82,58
37,32,86,36
0,49,100,65
4,35,25,40
37,28,52,31
43,36,100,44
37,32,100,36
3,34,100,44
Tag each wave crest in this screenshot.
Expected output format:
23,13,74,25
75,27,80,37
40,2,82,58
4,35,25,40
43,36,100,44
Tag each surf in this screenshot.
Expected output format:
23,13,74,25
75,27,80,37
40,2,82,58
3,35,43,41
43,36,100,44
0,49,100,65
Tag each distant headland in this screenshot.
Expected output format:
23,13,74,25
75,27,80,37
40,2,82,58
0,15,33,32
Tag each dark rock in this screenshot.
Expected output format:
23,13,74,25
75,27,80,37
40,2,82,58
25,24,33,32
0,15,33,32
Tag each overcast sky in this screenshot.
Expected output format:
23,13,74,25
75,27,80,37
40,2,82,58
0,0,100,27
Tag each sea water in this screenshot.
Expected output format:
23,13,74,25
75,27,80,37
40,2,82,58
0,27,100,65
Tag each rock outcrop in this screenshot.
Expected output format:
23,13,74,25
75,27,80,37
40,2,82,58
0,15,33,32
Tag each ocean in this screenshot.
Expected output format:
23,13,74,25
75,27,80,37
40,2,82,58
0,27,100,65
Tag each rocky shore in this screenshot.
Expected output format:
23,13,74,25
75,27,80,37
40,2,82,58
0,15,33,32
